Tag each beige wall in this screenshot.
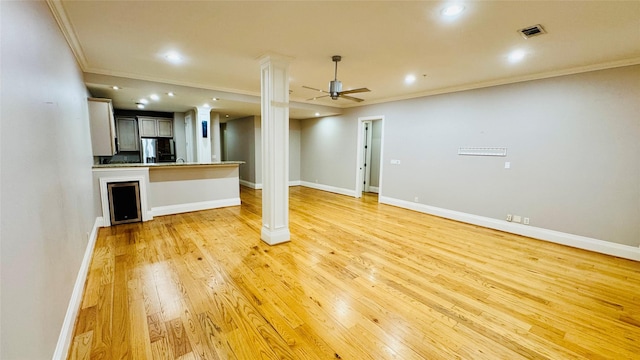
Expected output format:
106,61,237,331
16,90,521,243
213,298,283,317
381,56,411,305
0,1,101,358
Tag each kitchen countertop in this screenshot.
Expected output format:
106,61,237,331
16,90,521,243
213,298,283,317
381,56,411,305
93,161,244,169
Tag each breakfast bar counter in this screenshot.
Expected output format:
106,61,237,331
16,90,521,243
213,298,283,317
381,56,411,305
92,162,244,226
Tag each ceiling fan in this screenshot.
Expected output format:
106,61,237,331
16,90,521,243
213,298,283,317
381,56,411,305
304,55,370,102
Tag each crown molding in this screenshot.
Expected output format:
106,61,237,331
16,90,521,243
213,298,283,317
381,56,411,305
46,0,88,70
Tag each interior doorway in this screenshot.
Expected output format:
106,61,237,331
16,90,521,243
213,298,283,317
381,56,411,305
185,113,194,162
355,116,384,198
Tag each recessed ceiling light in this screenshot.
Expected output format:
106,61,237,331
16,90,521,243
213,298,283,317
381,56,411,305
315,112,320,117
167,92,175,97
405,74,417,84
212,97,219,101
225,114,230,118
508,49,526,63
442,4,465,17
139,98,149,104
112,86,120,90
165,51,183,64
150,94,160,101
136,103,145,109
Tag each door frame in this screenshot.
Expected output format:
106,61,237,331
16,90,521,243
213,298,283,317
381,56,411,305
362,120,373,193
355,115,385,198
185,113,194,162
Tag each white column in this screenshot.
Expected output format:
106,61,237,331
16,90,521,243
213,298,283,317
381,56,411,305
210,112,222,162
195,106,212,163
260,55,290,245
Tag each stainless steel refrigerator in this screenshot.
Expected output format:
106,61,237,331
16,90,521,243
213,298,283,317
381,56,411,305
141,138,157,163
141,138,175,163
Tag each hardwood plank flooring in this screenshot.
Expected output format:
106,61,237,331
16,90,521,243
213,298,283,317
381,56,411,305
68,186,640,359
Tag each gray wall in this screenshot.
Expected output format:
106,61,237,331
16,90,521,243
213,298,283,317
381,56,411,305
225,116,257,183
301,115,358,189
224,116,301,185
1,1,101,358
289,118,301,182
300,65,640,247
173,112,187,161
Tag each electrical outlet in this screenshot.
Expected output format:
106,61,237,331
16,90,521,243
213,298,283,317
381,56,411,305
523,217,530,225
414,197,419,203
506,214,512,222
513,215,522,223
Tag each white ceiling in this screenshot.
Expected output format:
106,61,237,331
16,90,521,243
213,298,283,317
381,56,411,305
51,1,640,119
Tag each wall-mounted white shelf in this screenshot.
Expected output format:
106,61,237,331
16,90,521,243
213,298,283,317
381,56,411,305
458,147,507,157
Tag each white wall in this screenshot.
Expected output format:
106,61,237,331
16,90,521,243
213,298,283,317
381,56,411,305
300,65,640,248
0,2,100,358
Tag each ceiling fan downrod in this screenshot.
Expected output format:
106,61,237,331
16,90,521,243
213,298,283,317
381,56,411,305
330,55,342,99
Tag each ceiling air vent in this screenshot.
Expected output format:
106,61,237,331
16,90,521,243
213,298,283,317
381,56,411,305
519,24,546,39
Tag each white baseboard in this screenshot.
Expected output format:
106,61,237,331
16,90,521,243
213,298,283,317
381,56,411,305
53,216,102,360
300,181,357,197
368,186,379,193
239,179,261,189
240,180,300,189
150,198,241,217
379,196,640,262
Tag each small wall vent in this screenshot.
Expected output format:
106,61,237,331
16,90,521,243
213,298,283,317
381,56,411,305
519,24,546,39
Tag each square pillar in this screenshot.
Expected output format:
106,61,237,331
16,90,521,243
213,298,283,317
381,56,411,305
260,55,291,245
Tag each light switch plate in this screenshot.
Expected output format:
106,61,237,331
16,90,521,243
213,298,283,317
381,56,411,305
504,161,511,169
391,159,401,165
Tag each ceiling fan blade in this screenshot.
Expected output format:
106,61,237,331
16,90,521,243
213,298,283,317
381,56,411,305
307,94,330,101
339,87,370,95
302,85,329,93
339,94,365,102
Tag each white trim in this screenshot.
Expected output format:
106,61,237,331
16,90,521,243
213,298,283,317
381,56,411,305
355,116,385,199
239,180,264,189
52,217,101,360
261,226,291,245
368,186,379,194
300,181,356,197
379,196,640,261
150,198,241,217
45,0,88,70
99,174,151,226
240,180,299,189
240,179,259,189
343,57,640,109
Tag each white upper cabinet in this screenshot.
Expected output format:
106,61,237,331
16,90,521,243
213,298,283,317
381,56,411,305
116,117,139,151
138,117,173,138
88,98,116,156
157,119,173,137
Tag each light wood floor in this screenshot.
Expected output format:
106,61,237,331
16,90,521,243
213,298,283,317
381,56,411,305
69,186,640,359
